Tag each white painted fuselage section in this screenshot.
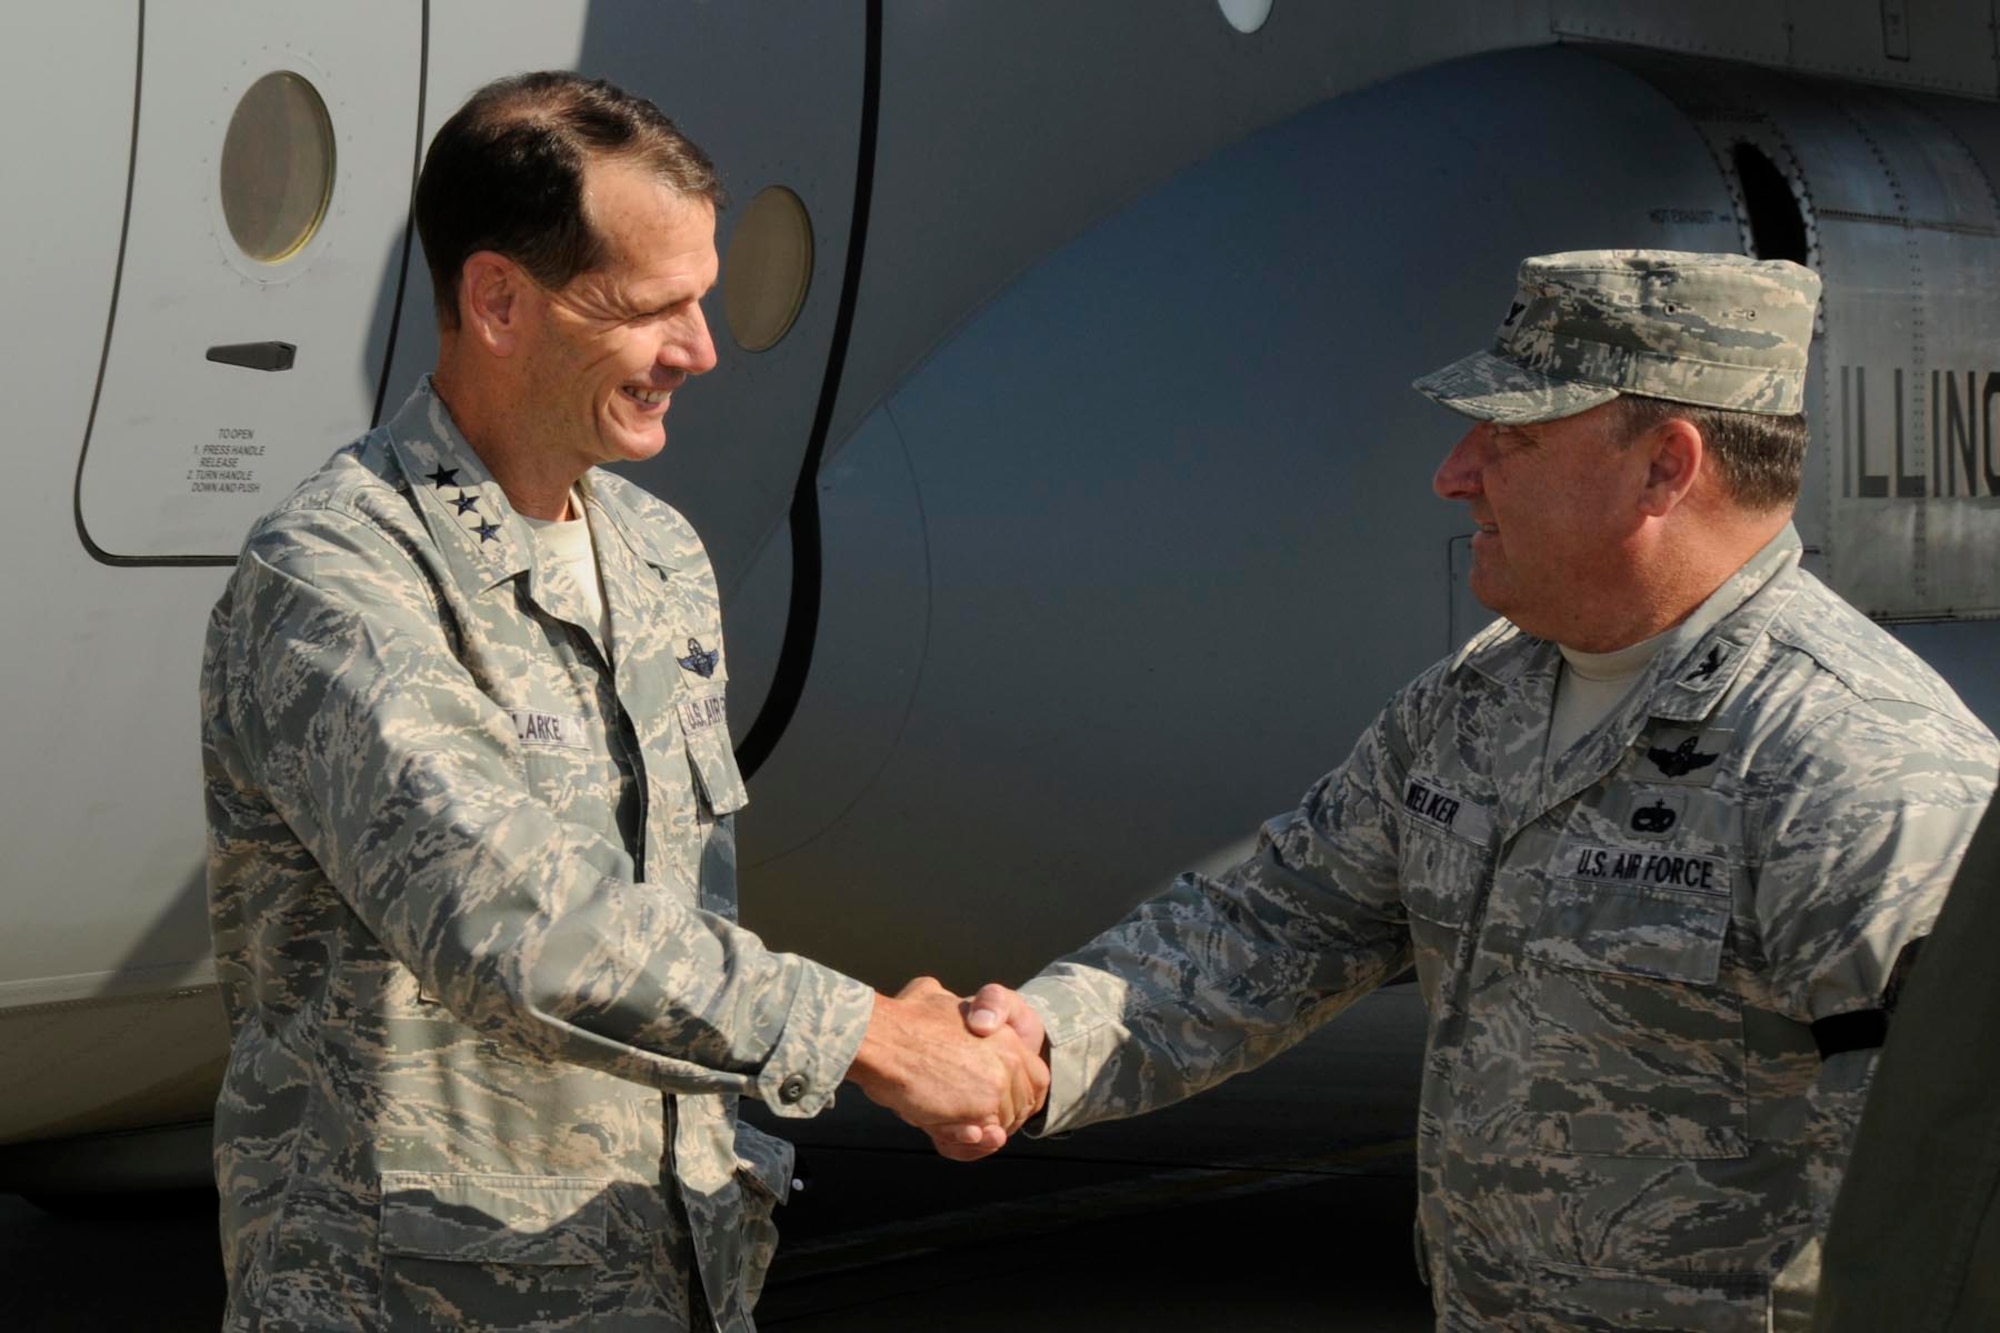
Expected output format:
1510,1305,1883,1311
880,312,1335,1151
4,1,1998,1187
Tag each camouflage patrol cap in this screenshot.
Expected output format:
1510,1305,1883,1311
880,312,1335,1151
1413,250,1820,424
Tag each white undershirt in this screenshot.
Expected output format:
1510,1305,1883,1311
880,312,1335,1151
1547,627,1674,767
520,493,612,652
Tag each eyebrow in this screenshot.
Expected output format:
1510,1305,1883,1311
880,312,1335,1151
620,279,714,315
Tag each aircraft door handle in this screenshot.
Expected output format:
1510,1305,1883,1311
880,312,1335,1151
205,341,297,372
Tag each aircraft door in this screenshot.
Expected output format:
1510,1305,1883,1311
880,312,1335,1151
76,0,422,562
1600,50,2000,621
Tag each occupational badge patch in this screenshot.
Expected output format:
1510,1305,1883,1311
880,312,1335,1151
1636,728,1733,785
1625,790,1689,838
677,638,720,678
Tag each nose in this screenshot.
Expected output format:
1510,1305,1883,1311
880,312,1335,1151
670,301,720,377
1432,424,1489,501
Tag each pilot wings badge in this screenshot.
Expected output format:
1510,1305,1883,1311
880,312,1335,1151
1637,728,1732,784
677,638,720,678
1649,737,1716,777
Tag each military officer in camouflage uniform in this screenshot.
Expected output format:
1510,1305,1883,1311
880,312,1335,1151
958,251,1999,1330
201,73,1043,1332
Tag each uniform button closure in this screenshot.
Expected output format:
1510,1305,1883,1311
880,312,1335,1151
777,1074,808,1105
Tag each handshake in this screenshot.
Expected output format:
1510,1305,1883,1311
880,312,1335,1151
844,978,1048,1162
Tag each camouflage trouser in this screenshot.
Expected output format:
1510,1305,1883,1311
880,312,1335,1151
1429,1251,1777,1331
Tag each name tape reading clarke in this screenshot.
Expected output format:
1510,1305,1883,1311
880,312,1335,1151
511,710,590,752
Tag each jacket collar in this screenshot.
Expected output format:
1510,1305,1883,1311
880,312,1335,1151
576,471,677,577
1451,525,1804,829
384,378,534,596
383,380,703,679
1450,524,1802,706
1642,525,1801,724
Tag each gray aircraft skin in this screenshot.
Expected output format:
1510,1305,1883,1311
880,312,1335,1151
4,0,2000,1198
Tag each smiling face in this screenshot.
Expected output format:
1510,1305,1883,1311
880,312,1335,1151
1431,402,1651,644
515,157,720,474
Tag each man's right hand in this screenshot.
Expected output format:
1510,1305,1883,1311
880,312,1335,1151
962,982,1047,1056
927,982,1051,1157
844,977,1049,1161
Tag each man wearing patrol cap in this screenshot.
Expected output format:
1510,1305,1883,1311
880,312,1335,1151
952,251,1999,1329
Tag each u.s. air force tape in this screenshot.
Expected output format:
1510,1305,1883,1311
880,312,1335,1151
678,695,726,735
1559,842,1730,897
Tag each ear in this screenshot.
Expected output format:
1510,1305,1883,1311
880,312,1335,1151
1636,416,1704,518
458,251,533,356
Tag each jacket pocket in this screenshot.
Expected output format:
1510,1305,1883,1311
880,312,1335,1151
731,1122,796,1311
681,698,749,921
378,1172,608,1331
1399,816,1493,1008
1527,880,1729,985
680,693,748,817
1518,877,1747,1159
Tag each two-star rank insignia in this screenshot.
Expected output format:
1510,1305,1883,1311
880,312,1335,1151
677,638,719,678
425,465,461,490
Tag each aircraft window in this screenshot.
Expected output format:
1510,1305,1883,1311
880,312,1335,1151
1732,142,1810,267
723,185,814,353
219,71,335,264
1217,0,1273,34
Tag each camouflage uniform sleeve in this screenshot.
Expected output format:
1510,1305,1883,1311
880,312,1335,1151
1752,700,2000,1314
219,507,874,1114
1019,702,1416,1135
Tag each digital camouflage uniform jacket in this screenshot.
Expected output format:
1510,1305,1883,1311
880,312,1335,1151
1021,528,1999,1332
200,381,875,1331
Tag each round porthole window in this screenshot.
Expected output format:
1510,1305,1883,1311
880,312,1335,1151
723,186,814,353
1217,0,1273,34
219,71,335,264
